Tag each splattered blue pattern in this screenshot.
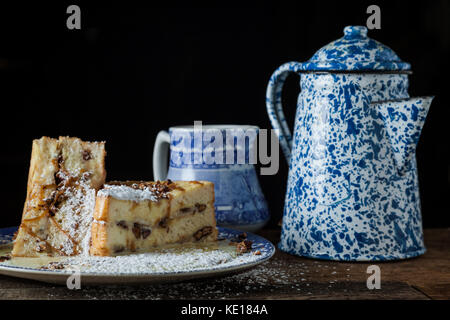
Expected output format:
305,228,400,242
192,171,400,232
266,26,433,261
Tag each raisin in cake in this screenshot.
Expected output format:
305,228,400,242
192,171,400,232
12,136,106,257
90,180,218,256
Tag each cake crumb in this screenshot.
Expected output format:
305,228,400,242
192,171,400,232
0,255,11,262
236,240,253,254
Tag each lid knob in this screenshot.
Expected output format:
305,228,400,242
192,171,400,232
343,26,368,39
302,25,411,71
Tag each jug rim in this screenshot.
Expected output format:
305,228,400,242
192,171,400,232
291,67,412,75
169,124,259,131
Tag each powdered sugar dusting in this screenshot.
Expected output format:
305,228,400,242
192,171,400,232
79,188,95,256
61,239,270,274
98,184,158,202
55,172,95,255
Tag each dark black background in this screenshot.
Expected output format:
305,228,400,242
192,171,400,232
0,1,448,229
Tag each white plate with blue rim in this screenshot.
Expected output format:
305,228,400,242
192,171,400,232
0,226,275,285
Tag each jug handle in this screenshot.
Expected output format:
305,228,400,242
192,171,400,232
153,130,171,180
266,61,302,164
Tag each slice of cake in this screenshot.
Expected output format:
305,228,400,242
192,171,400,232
90,180,218,256
12,136,106,257
12,137,217,258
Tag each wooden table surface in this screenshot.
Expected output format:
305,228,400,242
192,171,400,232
0,228,449,300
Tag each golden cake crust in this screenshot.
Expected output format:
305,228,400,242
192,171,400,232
12,136,106,257
90,180,218,256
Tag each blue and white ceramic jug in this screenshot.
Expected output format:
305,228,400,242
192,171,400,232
153,125,270,232
266,26,433,261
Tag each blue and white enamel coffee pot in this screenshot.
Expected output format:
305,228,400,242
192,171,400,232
266,26,433,261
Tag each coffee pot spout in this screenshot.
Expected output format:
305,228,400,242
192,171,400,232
375,96,433,174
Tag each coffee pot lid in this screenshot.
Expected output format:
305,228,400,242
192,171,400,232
300,26,411,72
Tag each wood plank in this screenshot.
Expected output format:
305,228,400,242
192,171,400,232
0,281,427,300
0,228,448,300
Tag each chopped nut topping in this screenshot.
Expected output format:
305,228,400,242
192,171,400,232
236,240,253,254
135,181,174,199
151,181,172,197
193,226,213,241
106,180,176,200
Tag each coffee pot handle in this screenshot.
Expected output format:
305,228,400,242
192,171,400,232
266,62,302,164
153,130,171,181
